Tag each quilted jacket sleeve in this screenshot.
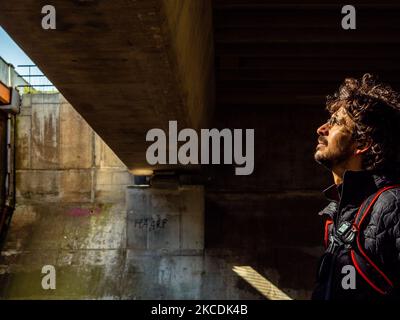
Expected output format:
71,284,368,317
372,189,400,282
388,195,400,263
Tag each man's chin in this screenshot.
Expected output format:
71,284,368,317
314,150,323,162
314,153,333,170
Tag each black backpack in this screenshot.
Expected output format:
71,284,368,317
324,184,400,296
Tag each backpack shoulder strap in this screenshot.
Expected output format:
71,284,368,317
351,184,400,295
353,184,400,227
324,219,333,249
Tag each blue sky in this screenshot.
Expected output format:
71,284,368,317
0,26,53,88
0,26,35,70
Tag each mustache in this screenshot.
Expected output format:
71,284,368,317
318,137,327,145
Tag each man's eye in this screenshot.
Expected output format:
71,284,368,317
328,117,339,126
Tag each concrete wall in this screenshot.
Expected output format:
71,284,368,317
0,93,268,300
0,93,131,298
161,0,215,130
0,57,29,88
201,105,332,300
0,93,323,300
0,1,216,171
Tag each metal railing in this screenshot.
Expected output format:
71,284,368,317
16,64,58,93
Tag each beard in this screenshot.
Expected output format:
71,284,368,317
314,136,354,170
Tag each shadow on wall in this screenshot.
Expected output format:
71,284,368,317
0,92,328,300
201,104,332,299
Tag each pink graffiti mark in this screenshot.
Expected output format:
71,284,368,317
66,207,101,217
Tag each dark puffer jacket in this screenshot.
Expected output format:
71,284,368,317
312,170,400,300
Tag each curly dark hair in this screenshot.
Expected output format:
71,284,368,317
326,73,400,172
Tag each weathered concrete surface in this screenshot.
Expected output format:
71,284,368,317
161,0,215,130
0,56,29,89
1,93,315,299
197,103,332,299
2,93,273,300
31,98,59,169
207,105,331,192
126,186,204,251
59,101,93,169
0,0,215,171
0,93,132,298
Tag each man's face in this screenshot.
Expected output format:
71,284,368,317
314,107,357,170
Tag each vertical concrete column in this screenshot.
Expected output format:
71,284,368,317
123,185,205,299
126,185,204,251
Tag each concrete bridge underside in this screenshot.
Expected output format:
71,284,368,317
0,0,215,171
3,0,400,300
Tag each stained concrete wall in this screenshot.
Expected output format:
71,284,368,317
0,93,270,300
0,93,131,298
0,57,29,88
0,92,320,300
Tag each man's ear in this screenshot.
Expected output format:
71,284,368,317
355,140,372,155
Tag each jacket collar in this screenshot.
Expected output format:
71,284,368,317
319,170,396,216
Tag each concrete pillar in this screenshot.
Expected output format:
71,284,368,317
122,185,205,299
126,185,204,251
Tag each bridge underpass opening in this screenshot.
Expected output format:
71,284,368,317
1,0,400,301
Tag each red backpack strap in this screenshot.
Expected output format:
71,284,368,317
351,184,400,295
324,219,333,248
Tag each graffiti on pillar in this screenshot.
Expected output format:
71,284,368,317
134,215,168,231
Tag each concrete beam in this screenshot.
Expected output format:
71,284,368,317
0,0,215,171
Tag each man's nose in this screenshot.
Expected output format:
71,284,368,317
317,122,329,136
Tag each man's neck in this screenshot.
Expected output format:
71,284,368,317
332,160,363,185
332,168,345,185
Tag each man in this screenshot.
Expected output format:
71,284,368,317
312,73,400,300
